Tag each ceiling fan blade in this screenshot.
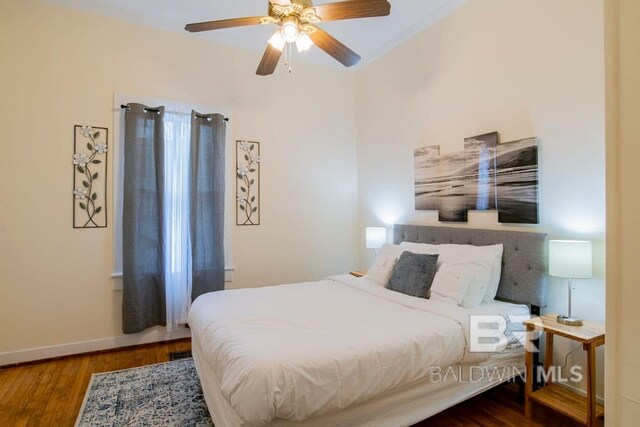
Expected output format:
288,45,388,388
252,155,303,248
256,45,283,76
310,0,391,22
185,16,264,32
309,27,361,67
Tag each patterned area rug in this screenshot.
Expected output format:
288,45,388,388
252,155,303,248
76,359,213,426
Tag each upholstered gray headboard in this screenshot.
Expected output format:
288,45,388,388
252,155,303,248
393,224,548,308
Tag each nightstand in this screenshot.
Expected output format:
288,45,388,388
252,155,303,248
349,271,366,278
524,314,605,426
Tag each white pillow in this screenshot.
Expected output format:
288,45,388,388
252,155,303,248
365,244,404,286
438,245,496,308
399,241,440,255
439,244,503,303
430,264,472,305
483,245,504,302
458,263,493,307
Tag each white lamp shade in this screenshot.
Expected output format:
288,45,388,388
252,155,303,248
549,240,593,279
366,227,387,249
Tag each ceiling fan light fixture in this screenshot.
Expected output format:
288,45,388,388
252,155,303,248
281,16,300,43
295,32,313,52
268,31,286,51
184,0,392,76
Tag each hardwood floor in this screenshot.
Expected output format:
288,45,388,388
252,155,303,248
0,339,192,427
0,339,602,427
420,383,602,427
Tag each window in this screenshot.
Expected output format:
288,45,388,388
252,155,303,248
111,94,234,290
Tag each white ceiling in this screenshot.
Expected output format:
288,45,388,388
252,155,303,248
45,0,464,69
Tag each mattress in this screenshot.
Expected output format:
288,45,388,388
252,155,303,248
193,339,525,427
189,275,529,427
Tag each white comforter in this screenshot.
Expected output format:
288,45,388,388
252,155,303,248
189,275,476,426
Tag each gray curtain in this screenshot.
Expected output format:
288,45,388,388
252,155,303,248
122,104,166,334
190,112,226,300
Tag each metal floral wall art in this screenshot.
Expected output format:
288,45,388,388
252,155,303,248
73,125,108,228
236,140,260,226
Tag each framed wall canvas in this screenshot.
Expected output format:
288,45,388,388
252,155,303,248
236,140,260,226
435,150,469,222
414,145,441,211
464,131,499,211
496,137,540,224
414,145,468,222
73,125,108,228
413,132,538,224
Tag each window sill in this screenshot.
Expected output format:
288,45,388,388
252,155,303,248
110,266,235,291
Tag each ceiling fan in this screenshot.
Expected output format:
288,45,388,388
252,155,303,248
185,0,392,76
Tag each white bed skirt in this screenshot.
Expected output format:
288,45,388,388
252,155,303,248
193,338,524,427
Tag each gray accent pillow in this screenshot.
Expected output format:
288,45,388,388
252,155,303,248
387,252,439,299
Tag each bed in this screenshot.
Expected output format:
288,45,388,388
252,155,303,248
189,225,548,427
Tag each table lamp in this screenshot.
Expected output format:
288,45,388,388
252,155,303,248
366,227,387,254
549,240,593,326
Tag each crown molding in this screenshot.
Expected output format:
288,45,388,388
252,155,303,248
355,0,466,70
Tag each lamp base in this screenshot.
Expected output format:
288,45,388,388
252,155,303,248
557,315,584,326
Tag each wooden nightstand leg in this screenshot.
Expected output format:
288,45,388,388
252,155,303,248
585,342,596,427
525,324,535,418
544,332,554,386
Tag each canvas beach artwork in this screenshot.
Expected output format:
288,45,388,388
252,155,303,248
414,145,441,211
496,137,540,224
463,132,499,212
414,145,468,222
414,132,539,225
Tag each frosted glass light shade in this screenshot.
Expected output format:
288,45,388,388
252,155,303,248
549,240,593,279
268,31,286,51
295,33,313,52
366,227,387,249
282,21,299,43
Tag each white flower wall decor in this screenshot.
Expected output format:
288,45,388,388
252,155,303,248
73,125,108,228
236,140,260,226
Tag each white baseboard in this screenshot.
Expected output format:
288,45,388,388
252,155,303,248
0,327,191,366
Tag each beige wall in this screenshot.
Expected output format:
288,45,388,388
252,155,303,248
0,1,612,406
0,0,358,354
356,0,605,399
605,0,640,424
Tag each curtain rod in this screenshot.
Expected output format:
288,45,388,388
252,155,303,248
120,104,229,122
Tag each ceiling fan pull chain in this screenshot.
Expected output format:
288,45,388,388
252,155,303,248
288,43,293,74
283,42,288,68
283,42,292,74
